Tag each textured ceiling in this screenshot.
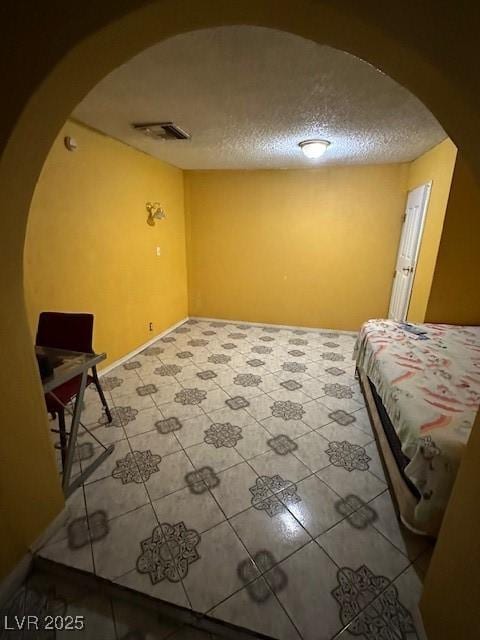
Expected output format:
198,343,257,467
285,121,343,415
73,26,446,170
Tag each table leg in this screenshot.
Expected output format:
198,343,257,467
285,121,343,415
61,369,88,492
48,371,115,496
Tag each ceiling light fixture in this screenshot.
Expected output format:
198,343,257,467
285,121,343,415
299,139,331,159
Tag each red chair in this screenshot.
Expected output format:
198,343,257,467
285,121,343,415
36,312,113,467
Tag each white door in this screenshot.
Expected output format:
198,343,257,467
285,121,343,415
388,182,431,321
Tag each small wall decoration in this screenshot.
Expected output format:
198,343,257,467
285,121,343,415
146,202,166,226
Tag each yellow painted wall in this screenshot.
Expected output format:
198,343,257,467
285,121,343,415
406,139,457,322
421,409,480,639
425,153,480,324
185,165,408,330
24,120,188,368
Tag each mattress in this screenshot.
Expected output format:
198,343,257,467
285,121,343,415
368,377,420,500
354,320,480,529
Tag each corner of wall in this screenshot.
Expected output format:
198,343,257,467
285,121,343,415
406,138,457,323
183,171,195,317
424,152,480,324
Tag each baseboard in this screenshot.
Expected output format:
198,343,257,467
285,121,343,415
98,316,188,376
189,316,358,336
0,553,32,608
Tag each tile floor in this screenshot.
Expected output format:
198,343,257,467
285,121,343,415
38,319,432,639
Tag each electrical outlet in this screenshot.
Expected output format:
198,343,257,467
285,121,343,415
156,246,161,256
149,322,153,332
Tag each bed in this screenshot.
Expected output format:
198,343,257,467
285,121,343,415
354,319,480,536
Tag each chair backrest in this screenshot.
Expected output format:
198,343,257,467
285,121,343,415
36,312,94,354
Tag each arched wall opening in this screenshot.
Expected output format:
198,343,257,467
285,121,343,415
1,3,479,637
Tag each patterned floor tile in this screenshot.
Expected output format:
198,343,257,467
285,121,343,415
393,566,427,640
317,517,410,581
230,504,310,568
300,378,329,400
267,433,298,456
293,430,331,472
283,475,351,537
157,399,204,421
300,400,333,429
182,521,258,612
261,415,311,439
275,369,313,383
234,422,271,460
265,541,342,640
115,566,191,609
42,487,88,547
151,380,184,405
319,394,364,414
210,577,301,640
316,463,386,502
121,406,164,438
369,491,429,561
173,413,214,449
363,440,387,481
110,390,157,413
222,382,264,399
76,419,128,450
39,321,431,640
83,438,132,485
393,564,425,632
203,361,236,377
248,450,311,483
186,441,244,474
78,394,111,427
181,375,221,392
207,405,256,427
84,475,150,521
136,521,201,588
144,450,195,501
38,532,94,574
169,363,202,381
107,373,144,399
152,485,225,534
258,373,284,394
332,565,412,640
210,462,259,518
268,388,313,405
128,424,182,457
245,393,279,420
200,388,231,413
92,504,158,581
324,440,370,474
351,407,375,437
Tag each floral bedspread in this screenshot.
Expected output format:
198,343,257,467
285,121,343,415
354,319,480,530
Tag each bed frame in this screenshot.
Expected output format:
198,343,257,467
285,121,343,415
357,367,438,537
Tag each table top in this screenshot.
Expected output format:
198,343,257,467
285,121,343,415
35,346,106,392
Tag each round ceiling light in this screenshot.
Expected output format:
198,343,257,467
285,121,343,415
299,139,331,159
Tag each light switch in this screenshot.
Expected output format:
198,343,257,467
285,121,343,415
156,246,161,256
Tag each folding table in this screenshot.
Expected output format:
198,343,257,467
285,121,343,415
37,346,115,497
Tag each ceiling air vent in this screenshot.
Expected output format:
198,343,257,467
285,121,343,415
132,122,190,140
